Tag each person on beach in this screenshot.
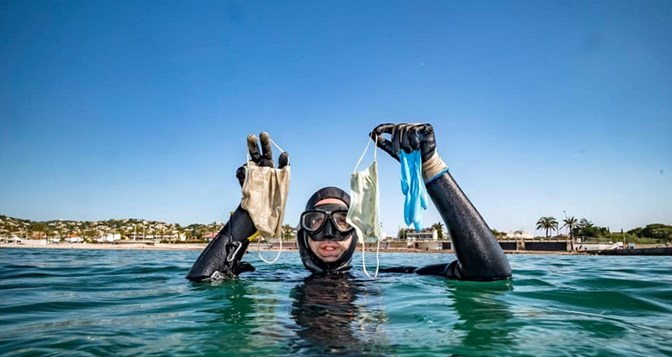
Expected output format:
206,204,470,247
187,123,511,282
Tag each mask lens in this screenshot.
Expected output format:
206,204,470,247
331,211,352,232
301,211,326,233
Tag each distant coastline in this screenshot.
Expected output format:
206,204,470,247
3,238,670,255
0,241,207,251
4,240,672,256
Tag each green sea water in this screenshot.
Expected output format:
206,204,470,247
0,248,670,357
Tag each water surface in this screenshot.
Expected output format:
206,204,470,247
1,248,670,356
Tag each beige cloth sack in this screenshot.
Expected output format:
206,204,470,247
241,162,291,239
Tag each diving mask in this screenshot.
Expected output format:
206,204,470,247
300,204,354,242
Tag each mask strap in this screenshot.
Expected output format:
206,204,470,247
257,231,283,264
355,136,380,279
374,135,377,160
361,234,381,279
269,137,289,164
353,136,377,173
360,136,381,279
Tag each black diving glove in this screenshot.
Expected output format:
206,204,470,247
236,132,289,187
186,208,258,281
370,123,448,181
199,234,255,280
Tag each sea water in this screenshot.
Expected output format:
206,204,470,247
0,248,670,357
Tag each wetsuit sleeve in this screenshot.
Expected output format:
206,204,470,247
379,266,418,274
415,171,512,281
186,205,257,281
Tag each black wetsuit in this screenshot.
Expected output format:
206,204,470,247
187,169,511,282
382,170,512,280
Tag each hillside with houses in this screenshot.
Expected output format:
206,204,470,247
0,215,225,244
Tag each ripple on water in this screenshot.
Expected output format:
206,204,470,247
1,249,671,357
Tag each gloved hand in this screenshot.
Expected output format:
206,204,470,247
209,237,256,280
370,123,447,181
186,230,256,281
236,132,289,186
187,131,289,282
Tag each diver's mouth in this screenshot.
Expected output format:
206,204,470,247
318,243,342,258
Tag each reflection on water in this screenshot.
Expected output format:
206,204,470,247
289,274,390,356
447,280,515,356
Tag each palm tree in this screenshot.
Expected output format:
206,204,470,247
536,216,558,239
281,224,295,241
431,222,445,239
562,216,578,240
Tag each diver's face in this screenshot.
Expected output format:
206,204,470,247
308,235,353,263
305,198,353,263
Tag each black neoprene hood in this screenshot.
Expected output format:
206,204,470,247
297,186,359,273
304,186,351,209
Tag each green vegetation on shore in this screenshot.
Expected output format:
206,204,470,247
533,215,671,244
1,214,670,245
0,213,301,244
0,215,224,243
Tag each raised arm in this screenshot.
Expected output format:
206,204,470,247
371,123,511,281
186,204,257,281
186,132,289,281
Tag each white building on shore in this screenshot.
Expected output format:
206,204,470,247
65,236,84,243
503,230,534,239
96,233,121,243
406,228,438,241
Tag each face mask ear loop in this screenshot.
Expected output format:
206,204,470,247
373,134,380,277
252,136,287,265
373,134,377,162
359,135,380,279
353,137,373,173
244,146,253,190
361,235,381,279
257,233,282,264
269,137,289,165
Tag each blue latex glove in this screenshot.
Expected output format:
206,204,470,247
400,150,429,231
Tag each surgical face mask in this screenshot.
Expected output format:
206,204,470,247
347,161,382,243
400,149,428,232
346,137,383,244
241,162,291,239
347,138,383,279
240,136,291,244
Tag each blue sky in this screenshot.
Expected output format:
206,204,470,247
1,0,670,236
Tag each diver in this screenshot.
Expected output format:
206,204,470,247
187,123,511,282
